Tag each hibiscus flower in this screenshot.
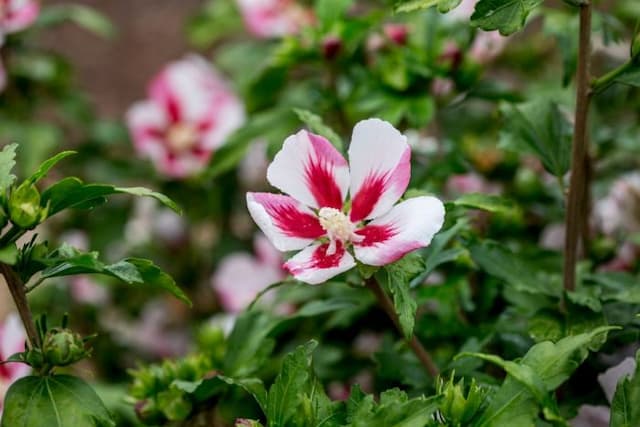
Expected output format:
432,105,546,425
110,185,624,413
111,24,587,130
0,0,39,42
126,55,245,178
235,0,314,39
247,118,445,284
212,234,285,313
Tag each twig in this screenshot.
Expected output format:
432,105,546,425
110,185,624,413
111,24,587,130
364,277,439,378
0,263,40,348
563,1,592,292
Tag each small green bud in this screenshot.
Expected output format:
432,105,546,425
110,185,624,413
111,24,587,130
157,388,192,421
437,375,487,425
42,328,89,367
8,182,45,229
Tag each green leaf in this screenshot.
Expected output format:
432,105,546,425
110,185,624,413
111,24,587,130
610,351,640,427
315,0,353,29
125,258,191,306
450,193,521,217
223,311,280,377
614,67,640,87
499,99,572,178
38,244,190,306
0,244,18,265
469,240,562,297
114,187,181,214
0,144,17,196
41,177,181,217
395,0,461,13
411,219,468,287
349,388,442,427
267,341,317,427
36,4,116,38
293,109,344,152
377,254,424,339
474,327,618,427
26,151,76,185
456,353,549,408
471,0,543,35
1,375,115,427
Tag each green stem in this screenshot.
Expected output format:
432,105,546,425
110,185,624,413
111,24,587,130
591,60,634,93
364,277,439,378
0,263,40,348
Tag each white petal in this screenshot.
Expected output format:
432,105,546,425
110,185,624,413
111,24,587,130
354,196,445,266
348,118,411,222
246,192,324,251
284,242,356,285
267,130,349,209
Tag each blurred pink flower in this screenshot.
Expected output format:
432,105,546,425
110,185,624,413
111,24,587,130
445,173,501,196
247,119,445,284
445,0,476,22
595,172,640,236
212,234,285,313
383,23,408,46
571,357,637,427
101,301,190,358
0,0,39,42
235,0,314,39
239,140,270,189
70,276,109,306
0,314,30,416
570,405,609,427
431,77,455,97
126,55,245,178
470,31,508,64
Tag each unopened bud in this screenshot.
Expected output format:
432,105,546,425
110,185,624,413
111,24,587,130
322,35,342,60
42,328,89,367
9,182,45,229
383,23,408,46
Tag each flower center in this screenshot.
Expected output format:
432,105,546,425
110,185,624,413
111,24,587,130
166,123,199,153
318,207,362,255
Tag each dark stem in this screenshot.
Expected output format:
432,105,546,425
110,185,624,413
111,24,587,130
364,277,439,378
563,2,592,292
0,263,40,348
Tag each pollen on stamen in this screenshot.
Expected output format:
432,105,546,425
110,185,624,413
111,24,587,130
318,207,361,255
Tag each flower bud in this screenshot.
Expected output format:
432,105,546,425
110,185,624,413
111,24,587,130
322,35,342,60
437,375,487,425
8,182,45,229
42,328,89,367
383,23,408,46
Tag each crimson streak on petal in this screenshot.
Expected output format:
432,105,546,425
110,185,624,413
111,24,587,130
285,241,347,275
350,172,389,222
251,193,325,239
